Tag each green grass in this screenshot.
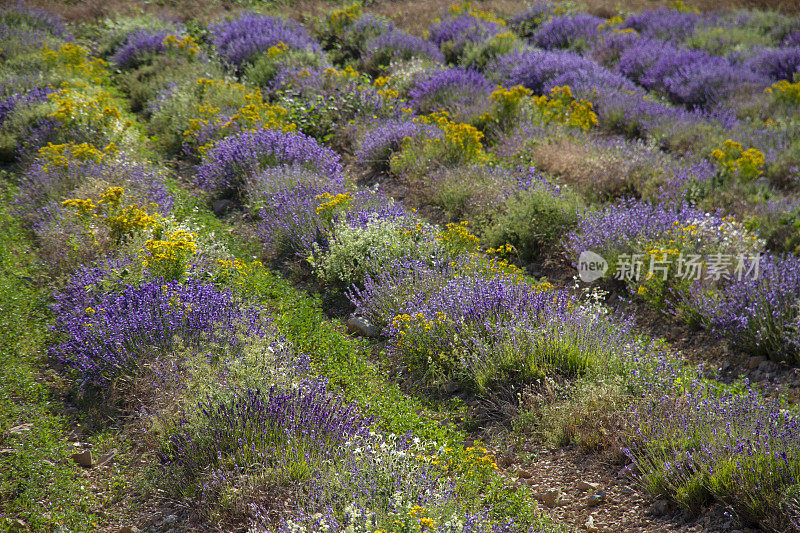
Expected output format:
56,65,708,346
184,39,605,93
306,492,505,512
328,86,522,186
0,180,99,532
223,257,465,445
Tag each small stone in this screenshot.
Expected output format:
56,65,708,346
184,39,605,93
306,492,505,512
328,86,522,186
442,382,461,394
652,499,668,516
585,515,598,532
516,468,533,479
212,199,234,216
119,527,140,533
577,480,599,491
8,423,33,434
586,490,607,507
345,316,379,338
98,448,118,467
9,519,27,532
537,489,561,507
747,356,765,370
71,449,93,467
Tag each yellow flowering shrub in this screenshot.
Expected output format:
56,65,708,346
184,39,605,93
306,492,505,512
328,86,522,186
765,79,800,105
447,2,506,25
140,230,198,281
326,5,362,34
669,0,700,13
47,85,134,143
180,78,294,154
391,112,490,178
315,192,352,223
421,112,487,160
711,139,765,181
533,85,598,132
478,85,531,131
162,34,201,58
61,186,160,243
38,141,117,171
214,257,266,294
41,43,108,84
436,221,480,254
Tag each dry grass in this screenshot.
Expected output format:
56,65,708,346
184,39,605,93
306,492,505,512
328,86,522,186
530,137,657,201
26,0,800,27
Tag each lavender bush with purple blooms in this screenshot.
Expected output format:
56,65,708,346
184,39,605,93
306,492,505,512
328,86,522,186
110,29,171,69
622,8,705,41
678,253,800,362
50,275,264,388
362,28,444,73
408,67,493,119
355,119,441,171
194,128,342,196
617,38,770,107
743,47,800,81
160,379,373,504
533,14,603,50
490,48,635,96
210,13,319,70
428,14,506,64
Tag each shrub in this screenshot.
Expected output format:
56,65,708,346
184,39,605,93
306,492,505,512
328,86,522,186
534,14,603,50
408,67,493,121
387,276,636,392
49,274,263,388
485,181,582,261
678,253,800,362
210,13,319,70
149,77,293,156
194,128,342,196
390,112,490,180
711,139,766,182
428,7,507,64
308,217,441,286
361,28,444,74
354,119,440,171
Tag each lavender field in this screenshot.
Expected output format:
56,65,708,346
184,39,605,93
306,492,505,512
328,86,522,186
1,0,800,531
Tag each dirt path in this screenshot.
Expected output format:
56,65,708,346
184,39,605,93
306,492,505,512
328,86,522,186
494,444,758,533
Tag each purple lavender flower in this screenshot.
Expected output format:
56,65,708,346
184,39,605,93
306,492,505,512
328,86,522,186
194,128,343,195
490,48,635,95
50,275,265,388
533,14,603,50
355,119,441,170
428,14,505,63
362,28,444,71
408,67,493,116
210,13,319,69
0,86,53,125
1,3,71,39
621,8,705,41
160,379,372,502
743,47,800,81
110,29,171,69
679,253,800,361
618,38,770,107
564,199,706,260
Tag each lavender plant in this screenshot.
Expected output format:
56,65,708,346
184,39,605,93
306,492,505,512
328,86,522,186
210,13,319,70
49,274,264,388
194,128,342,196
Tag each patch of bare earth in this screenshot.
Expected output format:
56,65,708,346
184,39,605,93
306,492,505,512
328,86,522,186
490,444,761,533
